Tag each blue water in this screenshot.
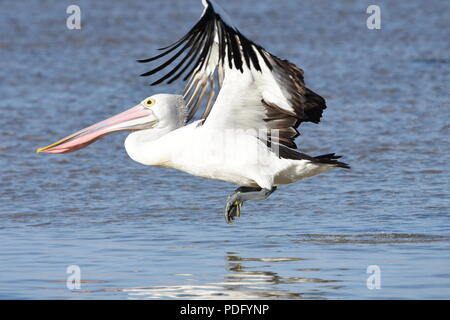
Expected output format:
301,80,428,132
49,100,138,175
0,0,449,299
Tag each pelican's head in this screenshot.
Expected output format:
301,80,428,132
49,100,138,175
36,94,186,154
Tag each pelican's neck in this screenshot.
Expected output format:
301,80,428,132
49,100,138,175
125,96,187,166
124,126,176,166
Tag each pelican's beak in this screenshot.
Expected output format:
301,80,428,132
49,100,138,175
36,104,157,154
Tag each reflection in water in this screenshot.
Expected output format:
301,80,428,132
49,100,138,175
35,232,447,299
122,252,340,299
119,233,443,299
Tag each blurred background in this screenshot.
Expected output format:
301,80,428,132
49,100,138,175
0,0,449,299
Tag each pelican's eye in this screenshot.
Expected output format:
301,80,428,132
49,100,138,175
144,98,155,107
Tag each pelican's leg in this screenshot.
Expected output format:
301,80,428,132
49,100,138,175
224,186,277,224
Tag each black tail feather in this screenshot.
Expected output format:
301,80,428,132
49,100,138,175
314,153,350,169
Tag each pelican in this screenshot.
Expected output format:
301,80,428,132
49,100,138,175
37,0,350,223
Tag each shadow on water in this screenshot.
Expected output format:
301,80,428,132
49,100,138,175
270,233,450,244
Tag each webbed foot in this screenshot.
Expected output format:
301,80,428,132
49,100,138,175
224,194,243,224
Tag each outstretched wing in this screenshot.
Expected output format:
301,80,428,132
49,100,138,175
138,0,326,149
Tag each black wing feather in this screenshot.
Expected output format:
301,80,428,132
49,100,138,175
139,1,270,84
138,0,327,150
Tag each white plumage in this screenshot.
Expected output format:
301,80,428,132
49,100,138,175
124,109,333,190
